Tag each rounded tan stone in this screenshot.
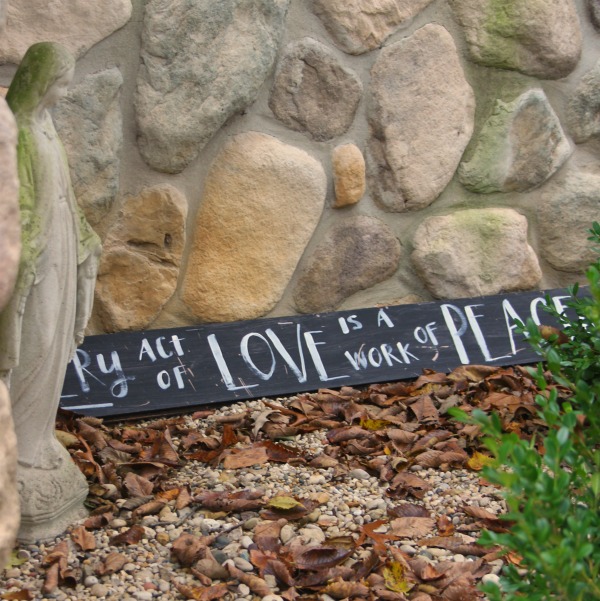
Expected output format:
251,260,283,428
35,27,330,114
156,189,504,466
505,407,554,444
332,144,366,208
182,131,326,323
294,215,402,313
0,0,132,63
412,208,541,299
94,185,188,332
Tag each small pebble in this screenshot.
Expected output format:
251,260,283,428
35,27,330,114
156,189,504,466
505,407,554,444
482,573,501,586
90,583,109,598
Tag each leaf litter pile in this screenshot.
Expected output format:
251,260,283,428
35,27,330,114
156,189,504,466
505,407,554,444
2,364,563,601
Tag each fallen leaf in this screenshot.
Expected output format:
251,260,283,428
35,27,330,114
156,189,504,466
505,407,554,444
387,503,430,519
388,472,432,500
322,578,370,599
383,560,414,594
123,471,154,497
172,533,206,567
194,489,265,513
226,562,272,597
109,525,145,546
437,515,455,537
293,546,352,570
1,591,34,600
390,517,435,538
174,582,229,601
356,520,399,554
71,526,96,551
254,519,286,553
95,552,128,576
467,452,495,471
222,445,269,469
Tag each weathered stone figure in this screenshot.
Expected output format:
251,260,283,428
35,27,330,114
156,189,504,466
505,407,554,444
0,42,101,542
0,0,20,564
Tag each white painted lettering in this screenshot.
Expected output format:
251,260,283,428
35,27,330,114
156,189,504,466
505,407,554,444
240,333,276,381
96,351,132,398
368,347,383,367
265,326,307,383
344,347,368,370
347,315,363,331
426,322,439,346
530,297,547,325
173,365,186,389
207,334,258,391
72,349,91,392
156,336,173,359
381,344,403,366
465,304,512,362
502,299,525,354
440,304,470,364
377,308,395,328
304,330,349,381
170,335,185,356
139,338,157,362
395,341,419,363
157,370,170,390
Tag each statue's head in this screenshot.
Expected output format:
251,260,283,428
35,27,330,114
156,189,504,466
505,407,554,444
6,42,75,118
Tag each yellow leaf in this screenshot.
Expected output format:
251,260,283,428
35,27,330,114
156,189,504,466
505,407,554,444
467,452,495,471
360,418,390,431
266,496,303,510
8,551,28,567
383,561,414,594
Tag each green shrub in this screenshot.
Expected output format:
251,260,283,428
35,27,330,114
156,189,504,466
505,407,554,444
452,223,600,601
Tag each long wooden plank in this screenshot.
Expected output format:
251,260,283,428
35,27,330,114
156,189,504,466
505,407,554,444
59,288,577,418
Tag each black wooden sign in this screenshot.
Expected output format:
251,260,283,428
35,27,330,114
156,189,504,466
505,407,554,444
59,288,578,418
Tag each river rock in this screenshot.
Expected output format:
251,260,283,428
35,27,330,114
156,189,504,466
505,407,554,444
294,216,402,313
332,143,366,207
538,173,600,272
412,208,541,298
0,98,19,311
136,0,289,174
450,0,582,79
459,89,571,193
0,0,132,63
94,185,188,332
182,132,326,322
566,60,600,143
54,68,123,229
269,38,362,141
367,24,475,212
312,0,436,55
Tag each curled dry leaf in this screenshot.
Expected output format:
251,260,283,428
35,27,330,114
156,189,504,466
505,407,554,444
71,526,96,551
292,546,353,570
95,552,128,576
254,518,286,553
436,515,455,537
174,582,229,601
123,471,154,497
193,488,265,512
226,562,272,597
387,503,430,519
172,533,206,567
109,524,146,546
1,591,34,600
322,578,370,599
132,500,166,520
388,472,432,500
222,445,269,469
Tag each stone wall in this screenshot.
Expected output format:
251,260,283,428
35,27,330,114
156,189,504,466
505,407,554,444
1,0,600,332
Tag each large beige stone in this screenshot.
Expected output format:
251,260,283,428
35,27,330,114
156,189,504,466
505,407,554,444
136,0,290,174
0,0,132,63
412,208,541,299
0,382,18,568
539,173,600,273
182,132,326,322
332,143,366,208
566,60,600,144
269,38,362,141
94,185,188,332
459,89,571,193
450,0,582,79
367,24,475,212
312,0,436,55
294,215,402,313
54,68,124,230
0,98,19,311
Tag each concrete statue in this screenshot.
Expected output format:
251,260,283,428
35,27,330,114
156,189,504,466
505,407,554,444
0,42,101,542
0,0,21,566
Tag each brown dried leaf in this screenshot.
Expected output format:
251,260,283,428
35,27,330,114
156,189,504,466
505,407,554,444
132,500,166,519
42,563,60,594
388,472,432,500
172,533,206,567
83,512,113,530
95,552,128,576
139,427,180,466
174,582,229,601
254,519,286,553
194,489,265,513
222,445,269,469
123,471,154,497
322,578,370,599
109,524,146,546
462,505,499,521
327,425,374,444
409,397,439,422
356,520,399,555
71,526,96,551
1,591,34,600
390,517,435,538
227,563,272,597
293,546,352,570
176,486,193,510
437,515,455,537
